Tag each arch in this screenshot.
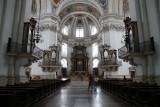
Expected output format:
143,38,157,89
60,11,101,31
56,0,104,16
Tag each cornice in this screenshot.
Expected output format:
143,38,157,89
39,24,57,31
60,35,102,47
103,24,125,31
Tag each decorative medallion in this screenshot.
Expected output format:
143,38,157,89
52,0,61,7
98,0,108,9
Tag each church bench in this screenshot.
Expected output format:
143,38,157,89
0,89,31,107
130,87,160,106
0,79,68,107
5,85,44,101
98,79,160,107
0,93,15,107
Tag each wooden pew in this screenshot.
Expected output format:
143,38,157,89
98,79,160,107
0,79,68,107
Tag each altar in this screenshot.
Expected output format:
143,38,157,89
71,45,89,73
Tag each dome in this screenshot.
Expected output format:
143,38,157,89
61,14,99,37
58,2,102,46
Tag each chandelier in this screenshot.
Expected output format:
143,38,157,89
35,0,42,43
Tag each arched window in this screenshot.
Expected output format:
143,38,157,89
90,25,97,35
93,59,99,68
61,59,67,68
62,26,69,35
61,43,67,57
92,43,99,57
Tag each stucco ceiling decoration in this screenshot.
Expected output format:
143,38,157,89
61,35,102,47
59,3,101,19
56,0,104,16
60,11,100,29
103,24,125,31
60,12,101,37
39,24,57,32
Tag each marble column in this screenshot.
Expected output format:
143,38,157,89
12,0,27,84
146,0,160,83
138,0,150,41
7,58,16,85
0,0,16,86
0,0,6,42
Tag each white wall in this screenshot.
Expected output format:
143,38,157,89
109,29,130,77
37,30,56,50
31,61,56,79
31,28,57,78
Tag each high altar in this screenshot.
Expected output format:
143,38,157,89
71,45,88,73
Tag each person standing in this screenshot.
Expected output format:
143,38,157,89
88,74,92,91
88,74,95,91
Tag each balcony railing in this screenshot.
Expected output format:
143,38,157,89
38,61,59,67
7,42,43,59
38,61,61,72
99,59,121,71
118,41,155,59
101,60,121,66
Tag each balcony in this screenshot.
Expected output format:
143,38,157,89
38,46,61,72
99,45,121,71
118,41,155,60
39,61,61,72
100,59,121,71
39,60,60,67
7,42,43,60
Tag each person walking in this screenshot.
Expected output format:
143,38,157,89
88,74,95,91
